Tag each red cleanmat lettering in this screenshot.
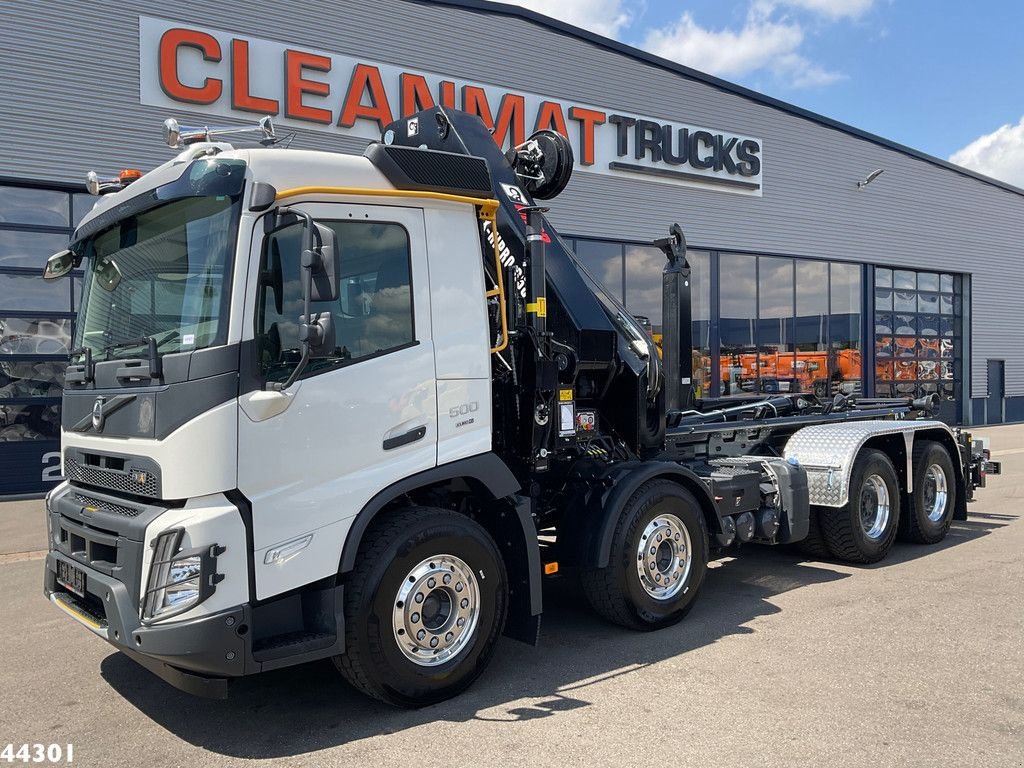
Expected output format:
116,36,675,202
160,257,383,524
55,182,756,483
159,28,222,105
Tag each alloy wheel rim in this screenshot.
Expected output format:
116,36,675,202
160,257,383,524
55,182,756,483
924,463,949,522
860,474,891,540
392,554,480,667
636,512,692,600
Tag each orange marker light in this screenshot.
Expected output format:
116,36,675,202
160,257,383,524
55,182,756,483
544,562,559,575
119,169,143,184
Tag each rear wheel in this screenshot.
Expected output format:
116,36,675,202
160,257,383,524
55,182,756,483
899,441,956,544
581,479,707,630
795,506,831,559
335,507,507,707
820,449,901,563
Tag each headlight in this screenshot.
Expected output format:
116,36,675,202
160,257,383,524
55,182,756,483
142,529,223,621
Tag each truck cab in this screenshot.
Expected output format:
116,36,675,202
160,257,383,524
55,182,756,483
44,132,526,699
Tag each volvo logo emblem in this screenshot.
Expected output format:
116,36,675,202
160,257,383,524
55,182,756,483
92,397,106,432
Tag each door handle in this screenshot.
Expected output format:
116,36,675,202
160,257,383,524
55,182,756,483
382,425,427,451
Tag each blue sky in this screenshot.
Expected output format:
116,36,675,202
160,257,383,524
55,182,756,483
504,0,1024,186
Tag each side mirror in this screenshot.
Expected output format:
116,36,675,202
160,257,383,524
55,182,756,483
307,223,339,303
267,209,339,391
43,249,77,280
299,311,336,359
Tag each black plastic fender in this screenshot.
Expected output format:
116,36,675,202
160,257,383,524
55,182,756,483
562,461,721,569
337,453,543,645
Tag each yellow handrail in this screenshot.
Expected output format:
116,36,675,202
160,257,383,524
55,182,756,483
274,185,509,355
275,185,500,214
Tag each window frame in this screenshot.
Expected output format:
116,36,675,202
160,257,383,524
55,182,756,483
253,215,419,385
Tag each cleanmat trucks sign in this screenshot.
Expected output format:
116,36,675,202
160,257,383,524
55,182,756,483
139,15,764,196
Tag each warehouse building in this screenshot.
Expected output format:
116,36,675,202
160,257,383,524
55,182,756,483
1,0,1022,495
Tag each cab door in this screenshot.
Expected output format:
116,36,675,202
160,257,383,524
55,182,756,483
238,203,436,600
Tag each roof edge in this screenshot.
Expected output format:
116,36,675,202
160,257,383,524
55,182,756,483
414,0,1024,200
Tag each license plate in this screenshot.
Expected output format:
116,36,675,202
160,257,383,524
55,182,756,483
57,560,87,598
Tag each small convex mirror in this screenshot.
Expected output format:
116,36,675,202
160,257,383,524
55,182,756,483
43,249,76,280
95,257,123,292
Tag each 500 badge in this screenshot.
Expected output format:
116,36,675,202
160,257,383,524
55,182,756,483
449,401,479,429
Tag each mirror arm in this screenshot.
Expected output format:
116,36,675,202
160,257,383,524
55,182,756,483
269,208,316,392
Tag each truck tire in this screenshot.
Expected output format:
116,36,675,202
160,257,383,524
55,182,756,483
581,479,707,631
899,441,956,544
334,506,507,707
795,506,831,559
820,449,901,564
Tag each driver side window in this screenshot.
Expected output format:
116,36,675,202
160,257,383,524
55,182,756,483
256,220,414,382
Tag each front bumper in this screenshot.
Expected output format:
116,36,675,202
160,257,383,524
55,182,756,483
44,482,346,697
44,550,249,698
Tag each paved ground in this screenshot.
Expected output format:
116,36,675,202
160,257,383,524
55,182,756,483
1,426,1021,767
0,499,47,558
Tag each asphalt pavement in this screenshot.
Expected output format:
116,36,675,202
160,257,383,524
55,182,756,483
1,425,1021,767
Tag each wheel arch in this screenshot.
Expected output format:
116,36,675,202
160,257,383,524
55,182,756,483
337,453,543,645
563,461,720,570
784,420,961,511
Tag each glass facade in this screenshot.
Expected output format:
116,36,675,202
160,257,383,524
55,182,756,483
874,267,962,420
565,236,962,418
0,184,89,494
716,255,863,397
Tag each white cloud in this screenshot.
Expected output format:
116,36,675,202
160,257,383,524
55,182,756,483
501,0,871,89
769,0,875,20
499,0,633,39
641,8,844,87
949,117,1024,189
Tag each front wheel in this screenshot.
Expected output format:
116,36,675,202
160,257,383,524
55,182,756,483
335,507,507,707
581,479,708,630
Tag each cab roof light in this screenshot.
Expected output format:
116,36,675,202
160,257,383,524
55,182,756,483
119,169,143,185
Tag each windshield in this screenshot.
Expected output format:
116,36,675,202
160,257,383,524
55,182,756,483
73,194,242,359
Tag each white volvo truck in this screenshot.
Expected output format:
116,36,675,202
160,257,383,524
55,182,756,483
41,107,999,707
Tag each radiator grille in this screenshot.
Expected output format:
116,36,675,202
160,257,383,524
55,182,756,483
72,493,141,518
65,456,159,498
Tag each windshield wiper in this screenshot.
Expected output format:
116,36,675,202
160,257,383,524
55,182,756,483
101,332,180,382
102,331,180,359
